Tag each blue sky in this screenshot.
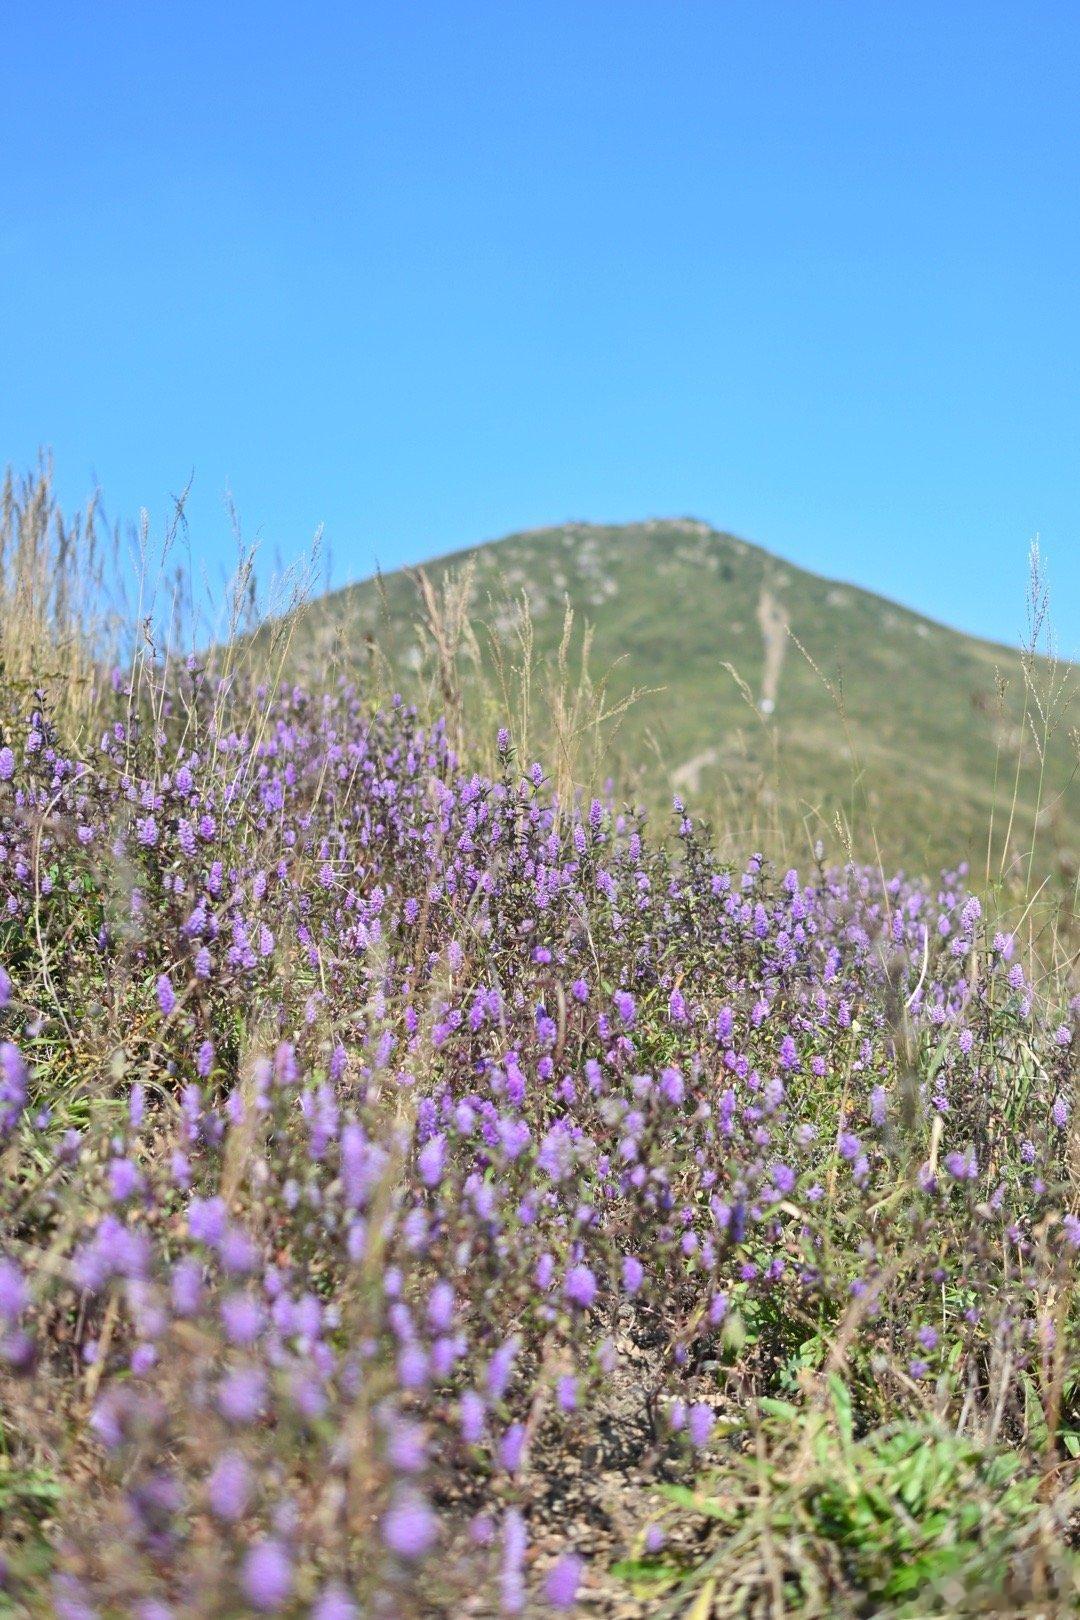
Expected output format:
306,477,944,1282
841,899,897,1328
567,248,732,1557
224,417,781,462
2,1,1078,652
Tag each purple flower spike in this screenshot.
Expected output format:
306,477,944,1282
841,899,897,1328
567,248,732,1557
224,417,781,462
207,1450,251,1521
499,1420,527,1473
688,1403,715,1448
0,1258,27,1322
311,1587,359,1620
241,1539,292,1612
382,1487,437,1559
544,1553,584,1609
0,1043,28,1133
564,1264,597,1310
613,990,636,1027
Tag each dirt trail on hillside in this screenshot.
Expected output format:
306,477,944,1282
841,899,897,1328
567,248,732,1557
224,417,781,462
672,747,720,797
756,584,788,714
671,584,788,794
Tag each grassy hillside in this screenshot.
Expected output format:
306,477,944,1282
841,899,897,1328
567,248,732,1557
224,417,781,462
284,519,1077,880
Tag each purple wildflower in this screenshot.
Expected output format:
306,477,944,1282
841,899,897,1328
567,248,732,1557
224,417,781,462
382,1487,437,1559
207,1450,251,1521
241,1539,292,1611
544,1553,584,1609
564,1264,597,1309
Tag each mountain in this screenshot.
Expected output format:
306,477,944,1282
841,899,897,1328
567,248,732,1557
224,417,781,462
281,519,1077,878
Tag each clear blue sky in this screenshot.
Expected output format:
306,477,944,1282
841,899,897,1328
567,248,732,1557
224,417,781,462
2,1,1078,652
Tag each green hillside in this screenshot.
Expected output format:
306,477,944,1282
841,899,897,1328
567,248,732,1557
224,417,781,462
284,519,1077,878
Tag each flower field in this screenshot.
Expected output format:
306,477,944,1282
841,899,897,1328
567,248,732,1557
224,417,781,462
0,651,1078,1616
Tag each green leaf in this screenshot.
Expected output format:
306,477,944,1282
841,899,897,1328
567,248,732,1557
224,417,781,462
611,1558,678,1587
827,1374,854,1448
760,1397,800,1422
658,1484,734,1520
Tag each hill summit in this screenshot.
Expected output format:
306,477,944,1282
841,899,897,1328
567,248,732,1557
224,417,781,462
285,519,1076,876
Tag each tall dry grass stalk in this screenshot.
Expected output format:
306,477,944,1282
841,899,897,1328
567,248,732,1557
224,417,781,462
485,590,650,812
401,563,651,810
0,460,325,792
408,560,483,760
0,462,119,739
